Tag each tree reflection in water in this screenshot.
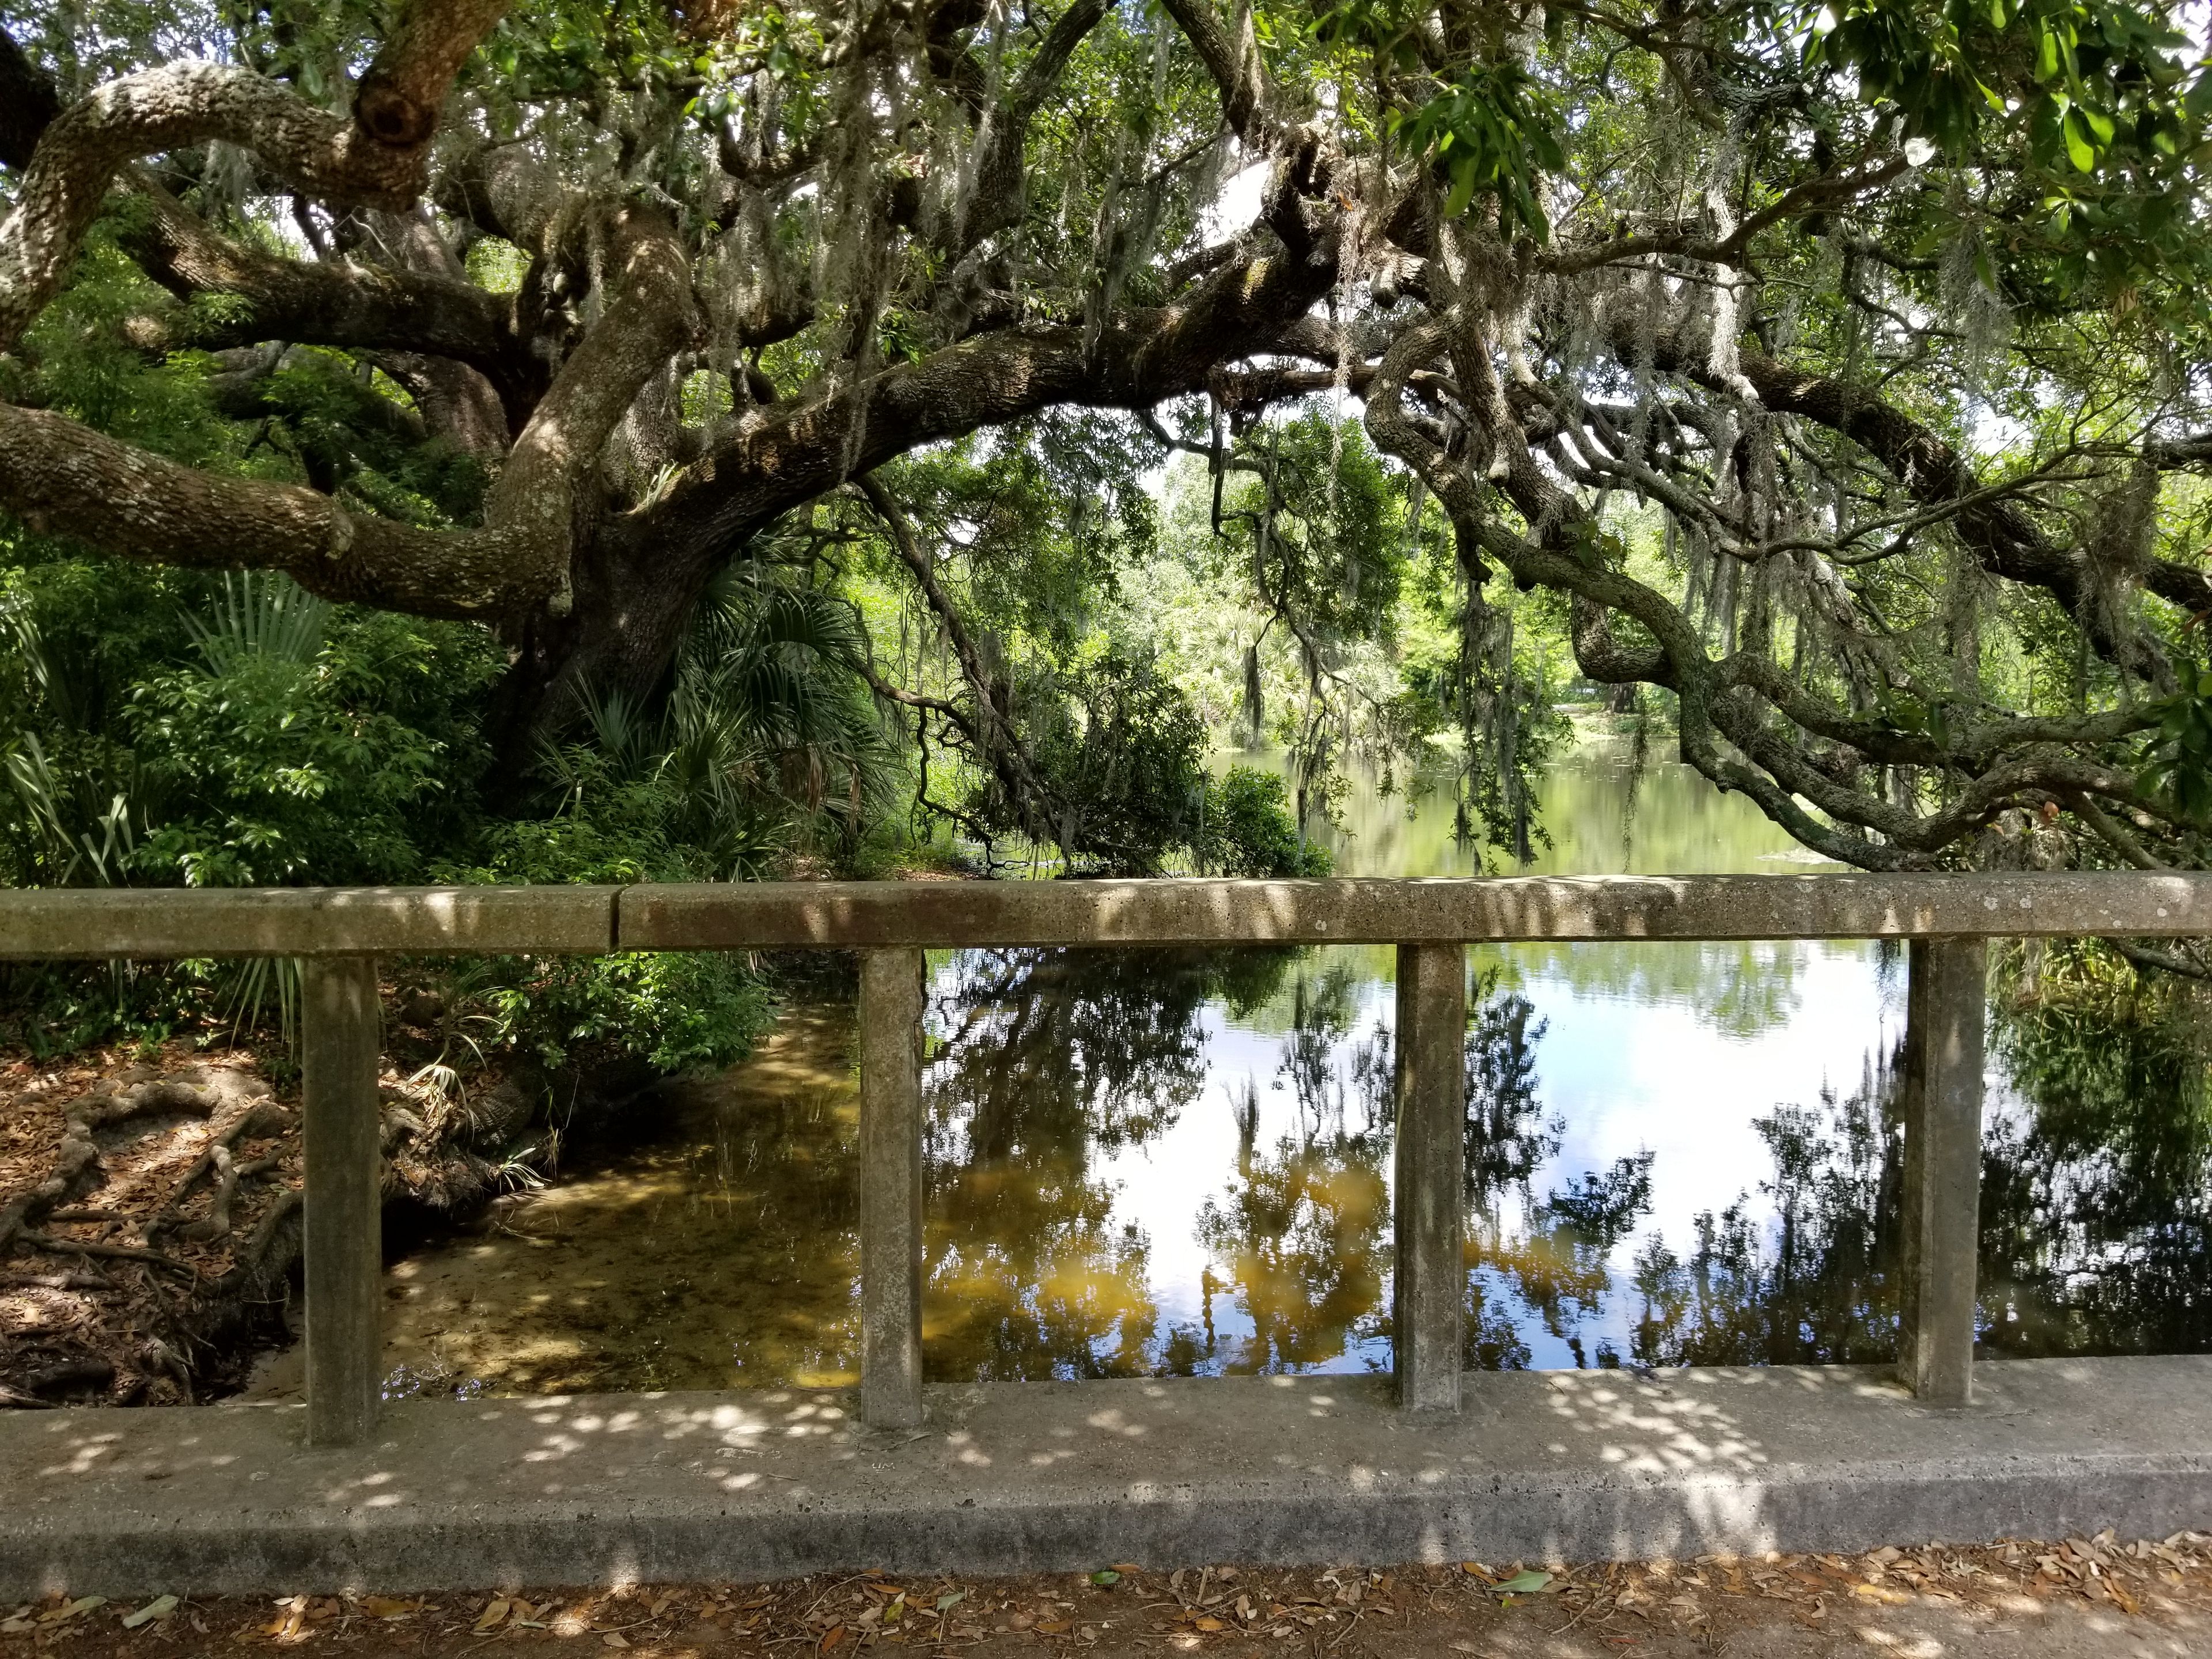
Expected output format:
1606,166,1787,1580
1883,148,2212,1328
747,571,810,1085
1453,969,1664,1372
1615,959,2212,1371
1195,961,1393,1373
918,941,2212,1384
921,946,1296,1380
1626,1060,1900,1368
921,950,1662,1380
1980,958,2212,1361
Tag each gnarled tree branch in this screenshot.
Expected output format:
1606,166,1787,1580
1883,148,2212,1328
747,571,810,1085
0,203,697,620
1606,301,2203,679
950,0,1114,251
0,1,509,350
117,182,525,391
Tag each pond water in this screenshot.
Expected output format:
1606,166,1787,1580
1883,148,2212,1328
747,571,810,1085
248,723,2212,1400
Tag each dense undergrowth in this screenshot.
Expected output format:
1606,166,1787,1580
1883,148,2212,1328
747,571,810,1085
0,553,791,1074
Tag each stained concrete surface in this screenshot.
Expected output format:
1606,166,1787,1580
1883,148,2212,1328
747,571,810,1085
4,1357,2211,1600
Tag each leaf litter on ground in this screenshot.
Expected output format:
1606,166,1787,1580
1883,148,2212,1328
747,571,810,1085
119,1597,176,1631
5,1533,2212,1654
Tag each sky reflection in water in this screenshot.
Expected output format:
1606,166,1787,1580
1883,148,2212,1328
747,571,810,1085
920,733,1903,1380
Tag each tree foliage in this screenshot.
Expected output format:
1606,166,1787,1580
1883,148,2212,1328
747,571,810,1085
0,0,2208,971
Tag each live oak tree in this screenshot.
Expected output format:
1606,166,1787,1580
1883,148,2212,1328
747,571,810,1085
4,0,2212,930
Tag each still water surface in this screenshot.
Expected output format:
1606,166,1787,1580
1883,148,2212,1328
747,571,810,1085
259,728,2212,1399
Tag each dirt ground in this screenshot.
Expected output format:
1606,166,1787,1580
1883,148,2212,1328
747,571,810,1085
0,1022,541,1407
0,1041,302,1406
5,1535,2211,1658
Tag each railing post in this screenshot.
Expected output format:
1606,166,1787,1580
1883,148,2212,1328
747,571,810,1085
301,955,383,1447
1897,936,1987,1406
1393,941,1466,1412
859,946,927,1429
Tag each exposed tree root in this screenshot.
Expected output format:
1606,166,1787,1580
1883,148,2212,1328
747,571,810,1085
1,1055,308,1402
148,1091,284,1242
0,1268,110,1291
18,1232,198,1274
1,1026,574,1406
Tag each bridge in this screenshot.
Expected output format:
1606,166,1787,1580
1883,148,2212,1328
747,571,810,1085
3,872,2211,1595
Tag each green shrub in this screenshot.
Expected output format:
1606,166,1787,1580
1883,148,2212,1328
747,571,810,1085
0,556,778,1077
126,586,499,887
969,648,1213,875
1200,766,1332,877
472,949,774,1077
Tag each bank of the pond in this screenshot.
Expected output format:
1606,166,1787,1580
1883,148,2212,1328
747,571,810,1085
0,1031,566,1408
245,1005,866,1402
0,979,765,1408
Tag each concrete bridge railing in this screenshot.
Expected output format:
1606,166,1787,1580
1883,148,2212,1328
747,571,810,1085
7,870,2211,1446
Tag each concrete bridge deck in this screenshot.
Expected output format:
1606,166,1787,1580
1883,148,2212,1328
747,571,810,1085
4,1356,2209,1600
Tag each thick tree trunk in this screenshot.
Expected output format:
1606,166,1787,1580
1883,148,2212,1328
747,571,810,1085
483,510,729,764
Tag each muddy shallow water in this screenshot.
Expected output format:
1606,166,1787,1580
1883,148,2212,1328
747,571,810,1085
251,1007,865,1399
249,730,2212,1401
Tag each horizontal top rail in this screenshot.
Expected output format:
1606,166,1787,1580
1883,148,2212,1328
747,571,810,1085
2,872,2210,960
0,884,616,961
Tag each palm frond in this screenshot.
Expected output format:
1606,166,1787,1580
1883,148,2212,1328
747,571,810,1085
544,562,897,868
184,571,329,675
215,955,301,1048
0,590,77,730
3,734,139,886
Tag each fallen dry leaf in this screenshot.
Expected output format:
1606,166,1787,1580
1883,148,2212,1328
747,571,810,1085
120,1595,177,1631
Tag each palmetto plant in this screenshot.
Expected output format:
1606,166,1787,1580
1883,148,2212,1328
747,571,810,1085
689,562,898,825
183,576,330,1044
0,594,150,889
541,563,897,877
214,953,300,1050
182,571,329,674
5,574,339,891
2,733,139,888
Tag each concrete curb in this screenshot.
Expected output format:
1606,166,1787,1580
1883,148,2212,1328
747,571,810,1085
5,1359,2210,1597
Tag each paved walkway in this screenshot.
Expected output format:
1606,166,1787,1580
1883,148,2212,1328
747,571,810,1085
8,1359,2212,1597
